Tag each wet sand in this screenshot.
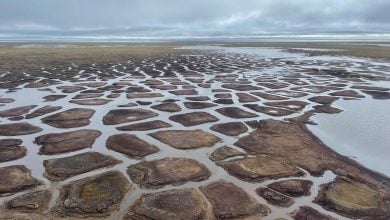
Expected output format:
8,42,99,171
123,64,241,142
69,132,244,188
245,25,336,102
0,42,389,220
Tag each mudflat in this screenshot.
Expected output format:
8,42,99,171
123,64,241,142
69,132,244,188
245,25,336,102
0,42,389,219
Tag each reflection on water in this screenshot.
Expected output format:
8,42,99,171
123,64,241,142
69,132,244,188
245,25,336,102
309,97,390,177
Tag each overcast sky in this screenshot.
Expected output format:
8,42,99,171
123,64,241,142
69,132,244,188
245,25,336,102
1,0,390,39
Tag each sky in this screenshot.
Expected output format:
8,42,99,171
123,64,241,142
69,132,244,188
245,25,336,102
1,0,390,39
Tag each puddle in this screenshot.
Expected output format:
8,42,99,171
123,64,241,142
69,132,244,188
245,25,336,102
310,98,390,176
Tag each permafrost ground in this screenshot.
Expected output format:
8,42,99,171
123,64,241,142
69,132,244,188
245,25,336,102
0,45,389,219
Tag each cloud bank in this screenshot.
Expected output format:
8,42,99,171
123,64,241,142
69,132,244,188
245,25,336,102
1,0,390,39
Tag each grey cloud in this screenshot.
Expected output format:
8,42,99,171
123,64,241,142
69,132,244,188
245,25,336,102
1,0,390,39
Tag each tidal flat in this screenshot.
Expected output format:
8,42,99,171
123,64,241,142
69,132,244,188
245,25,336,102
0,42,389,219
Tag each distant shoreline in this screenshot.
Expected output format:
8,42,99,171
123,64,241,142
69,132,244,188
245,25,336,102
1,33,390,43
2,40,390,60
